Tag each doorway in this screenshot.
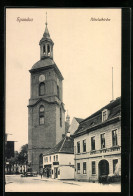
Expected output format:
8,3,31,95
54,167,58,179
98,160,109,182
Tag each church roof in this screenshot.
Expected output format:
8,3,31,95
29,58,64,80
31,58,55,70
43,135,74,156
74,97,121,137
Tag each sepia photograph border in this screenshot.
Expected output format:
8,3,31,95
0,2,131,196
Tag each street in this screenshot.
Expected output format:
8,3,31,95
5,175,121,192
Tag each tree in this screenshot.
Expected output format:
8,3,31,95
17,144,28,165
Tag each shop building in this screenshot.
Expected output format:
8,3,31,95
73,97,121,182
43,132,74,179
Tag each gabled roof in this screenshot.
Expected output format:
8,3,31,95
74,97,121,137
43,135,74,156
74,117,84,123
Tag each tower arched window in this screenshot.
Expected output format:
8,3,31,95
47,45,50,56
39,82,45,96
43,45,46,54
39,105,45,125
57,85,60,99
60,108,62,127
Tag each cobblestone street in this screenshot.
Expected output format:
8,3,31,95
5,175,121,192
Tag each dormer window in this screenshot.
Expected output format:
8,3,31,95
102,109,108,122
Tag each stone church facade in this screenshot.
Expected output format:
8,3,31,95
28,20,65,172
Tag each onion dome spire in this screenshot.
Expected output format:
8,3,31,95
39,12,54,60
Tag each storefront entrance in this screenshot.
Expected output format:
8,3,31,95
54,167,58,179
44,165,51,178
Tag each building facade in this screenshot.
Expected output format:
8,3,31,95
43,133,74,180
73,97,121,182
28,20,65,172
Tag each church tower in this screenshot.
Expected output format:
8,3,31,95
28,14,65,172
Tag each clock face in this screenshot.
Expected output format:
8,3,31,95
39,74,45,82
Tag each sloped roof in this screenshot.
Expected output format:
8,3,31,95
31,58,55,70
29,59,64,80
74,117,84,123
74,97,121,137
44,135,74,156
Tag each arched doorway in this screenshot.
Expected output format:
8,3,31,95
98,160,109,182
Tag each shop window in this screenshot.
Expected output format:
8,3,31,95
77,163,80,174
101,133,105,149
92,161,96,174
112,129,118,146
83,140,86,152
83,162,86,174
91,136,95,150
77,141,80,153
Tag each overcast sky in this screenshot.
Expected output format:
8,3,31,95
6,8,121,151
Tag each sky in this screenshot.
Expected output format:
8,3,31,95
6,8,121,152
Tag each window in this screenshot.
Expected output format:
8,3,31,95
112,129,118,146
47,45,50,56
91,136,95,150
53,156,55,161
49,156,51,162
60,108,62,127
57,85,60,98
92,161,96,174
83,140,86,152
83,162,86,174
39,105,44,125
101,133,105,149
102,109,108,122
39,82,45,96
56,155,58,161
77,163,80,174
77,141,80,153
113,159,118,173
43,45,46,54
